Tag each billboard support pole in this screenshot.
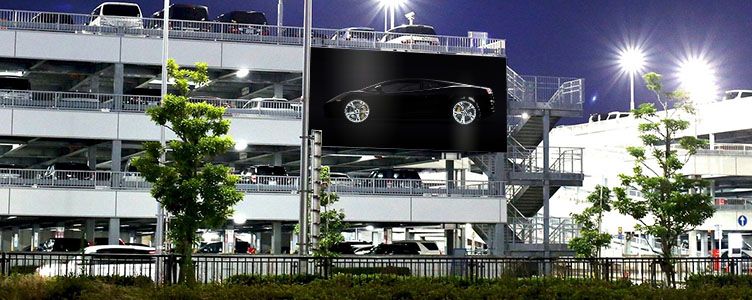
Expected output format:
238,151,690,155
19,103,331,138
311,130,322,251
298,0,313,257
542,109,551,274
155,0,170,257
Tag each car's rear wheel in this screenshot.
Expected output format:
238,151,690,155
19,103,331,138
344,99,370,123
451,97,478,125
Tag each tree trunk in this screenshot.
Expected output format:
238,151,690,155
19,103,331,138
179,236,196,285
661,244,675,287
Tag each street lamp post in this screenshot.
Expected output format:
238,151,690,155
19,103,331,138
155,0,170,255
618,46,645,111
298,0,313,256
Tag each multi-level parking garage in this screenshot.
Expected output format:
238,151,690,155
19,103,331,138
549,97,752,257
0,8,584,255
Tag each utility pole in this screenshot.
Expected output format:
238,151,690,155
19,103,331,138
277,0,284,28
298,0,313,256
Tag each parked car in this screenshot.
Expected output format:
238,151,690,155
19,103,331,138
242,97,301,117
363,169,422,190
328,241,372,255
380,24,439,45
43,162,94,180
724,90,752,101
239,165,290,185
324,79,495,125
89,2,143,29
215,11,269,35
37,245,156,278
198,240,256,254
152,4,210,32
331,27,375,42
370,240,441,255
0,76,32,105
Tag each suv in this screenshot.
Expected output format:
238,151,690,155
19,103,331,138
152,4,210,32
239,165,289,185
89,2,143,29
215,11,268,35
366,169,422,189
380,24,440,45
39,238,88,252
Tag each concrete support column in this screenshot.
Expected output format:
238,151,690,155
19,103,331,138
12,227,20,251
108,218,120,245
85,219,96,244
699,231,709,257
445,228,455,255
709,133,715,150
446,159,455,191
273,153,283,166
129,230,137,244
111,140,122,172
404,228,412,240
273,83,284,98
271,222,282,255
31,224,40,251
88,146,97,170
492,223,506,256
224,226,236,254
460,224,467,250
90,75,100,93
688,230,697,257
113,63,124,111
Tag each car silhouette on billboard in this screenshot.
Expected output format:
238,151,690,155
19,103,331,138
324,79,495,125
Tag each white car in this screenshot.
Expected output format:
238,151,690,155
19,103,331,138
724,90,752,101
242,97,301,117
380,25,440,46
331,27,376,42
89,2,144,29
37,245,157,278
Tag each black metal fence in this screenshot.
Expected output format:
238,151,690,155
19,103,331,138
1,252,750,285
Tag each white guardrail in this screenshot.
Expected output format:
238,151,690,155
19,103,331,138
0,168,504,197
0,9,505,56
0,89,302,118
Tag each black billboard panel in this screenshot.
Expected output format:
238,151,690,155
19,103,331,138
310,48,507,153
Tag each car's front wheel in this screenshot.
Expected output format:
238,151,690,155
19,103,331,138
344,99,370,123
451,97,479,125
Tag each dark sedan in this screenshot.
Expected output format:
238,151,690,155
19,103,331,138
324,79,495,125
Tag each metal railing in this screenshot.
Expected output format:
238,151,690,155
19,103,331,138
0,168,503,197
713,197,752,210
0,9,505,57
2,252,749,285
507,146,584,174
507,216,580,246
0,89,302,118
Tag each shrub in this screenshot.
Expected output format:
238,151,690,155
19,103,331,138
224,274,322,286
685,274,752,288
332,266,411,276
9,265,38,275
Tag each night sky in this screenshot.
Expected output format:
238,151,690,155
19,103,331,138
4,0,752,124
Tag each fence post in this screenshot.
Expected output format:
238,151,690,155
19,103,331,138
0,252,5,276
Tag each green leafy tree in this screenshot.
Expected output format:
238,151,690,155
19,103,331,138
132,59,244,285
569,185,612,259
612,72,715,287
312,166,346,257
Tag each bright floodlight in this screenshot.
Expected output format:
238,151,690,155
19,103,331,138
379,0,404,7
235,68,250,78
678,57,718,103
618,46,645,74
234,140,248,151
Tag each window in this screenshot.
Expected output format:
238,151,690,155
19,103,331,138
422,81,445,90
380,81,421,93
102,5,141,17
92,7,101,16
231,12,267,25
392,26,436,35
725,91,740,100
172,6,209,21
421,242,439,250
741,92,752,98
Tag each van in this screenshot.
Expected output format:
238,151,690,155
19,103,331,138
215,11,268,35
152,4,210,32
89,2,143,29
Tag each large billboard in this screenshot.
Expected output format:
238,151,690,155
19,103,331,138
310,48,507,153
